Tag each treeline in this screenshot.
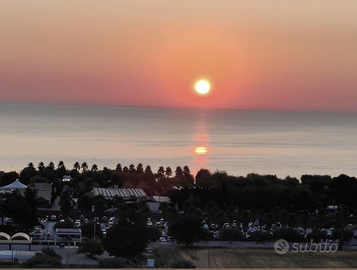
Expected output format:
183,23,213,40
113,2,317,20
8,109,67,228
1,161,357,218
0,161,194,197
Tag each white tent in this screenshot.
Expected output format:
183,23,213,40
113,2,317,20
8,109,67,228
1,179,27,190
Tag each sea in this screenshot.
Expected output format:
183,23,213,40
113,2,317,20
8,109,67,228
1,102,357,179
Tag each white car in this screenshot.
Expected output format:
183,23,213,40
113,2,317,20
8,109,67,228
159,237,167,242
108,221,114,228
4,218,13,225
30,231,43,237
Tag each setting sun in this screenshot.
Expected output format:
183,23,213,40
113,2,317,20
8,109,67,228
195,80,210,95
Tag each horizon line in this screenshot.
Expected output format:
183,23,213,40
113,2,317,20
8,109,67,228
1,100,357,114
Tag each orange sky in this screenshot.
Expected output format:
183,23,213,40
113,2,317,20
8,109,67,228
1,0,357,111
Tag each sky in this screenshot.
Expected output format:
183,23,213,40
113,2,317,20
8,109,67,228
1,0,357,111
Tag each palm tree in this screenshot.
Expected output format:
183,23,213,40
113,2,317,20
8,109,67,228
81,162,88,172
91,164,98,172
183,165,191,178
58,161,65,169
116,163,122,172
73,162,80,171
157,166,165,177
137,163,144,174
175,166,183,177
145,165,153,174
165,166,172,178
129,164,136,173
38,162,45,172
48,162,55,171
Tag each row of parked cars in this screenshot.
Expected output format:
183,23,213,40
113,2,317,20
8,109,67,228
147,218,174,242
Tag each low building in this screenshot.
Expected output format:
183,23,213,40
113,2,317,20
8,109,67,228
147,196,172,213
0,179,27,194
92,187,147,201
346,224,357,237
34,183,52,203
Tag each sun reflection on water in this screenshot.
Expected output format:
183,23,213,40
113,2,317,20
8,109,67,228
194,146,208,155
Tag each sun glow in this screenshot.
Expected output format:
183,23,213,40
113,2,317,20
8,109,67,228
195,80,210,95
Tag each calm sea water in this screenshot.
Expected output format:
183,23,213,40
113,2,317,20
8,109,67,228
1,102,357,178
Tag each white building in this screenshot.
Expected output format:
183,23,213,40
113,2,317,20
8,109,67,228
0,179,27,194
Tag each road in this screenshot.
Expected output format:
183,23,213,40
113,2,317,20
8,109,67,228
1,239,357,265
151,240,357,250
0,244,111,265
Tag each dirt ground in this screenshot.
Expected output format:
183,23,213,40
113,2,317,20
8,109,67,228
154,247,357,268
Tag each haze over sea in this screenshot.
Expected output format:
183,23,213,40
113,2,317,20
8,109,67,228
1,102,357,178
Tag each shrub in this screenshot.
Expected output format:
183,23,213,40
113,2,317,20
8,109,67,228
170,260,196,268
274,228,302,242
332,229,354,241
221,228,243,242
146,226,161,242
77,238,104,258
23,247,62,268
98,258,125,268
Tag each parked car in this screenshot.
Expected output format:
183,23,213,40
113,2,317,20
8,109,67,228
50,215,57,221
159,237,167,242
30,231,43,237
108,221,114,228
213,231,220,239
33,225,42,231
167,236,175,242
4,218,13,225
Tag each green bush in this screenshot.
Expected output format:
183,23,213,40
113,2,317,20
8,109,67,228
146,226,161,242
332,229,354,241
98,258,125,268
77,238,104,258
170,260,196,268
221,228,242,241
274,228,302,242
23,247,62,268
